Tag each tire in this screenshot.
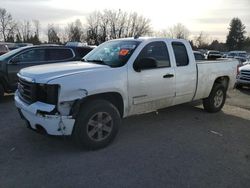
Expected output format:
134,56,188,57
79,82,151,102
203,83,226,113
72,100,121,150
235,84,242,89
0,84,4,101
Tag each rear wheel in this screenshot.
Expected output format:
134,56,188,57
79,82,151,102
203,83,226,113
73,100,120,150
0,84,4,101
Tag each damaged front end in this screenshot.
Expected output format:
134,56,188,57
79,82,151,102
15,78,76,136
15,94,75,136
15,74,91,136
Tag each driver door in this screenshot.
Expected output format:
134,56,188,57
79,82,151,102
128,41,175,115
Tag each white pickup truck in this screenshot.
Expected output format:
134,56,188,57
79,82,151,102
15,37,238,149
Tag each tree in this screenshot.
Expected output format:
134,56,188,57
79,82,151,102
243,36,250,52
29,34,40,44
86,10,152,45
154,29,171,38
209,40,227,51
168,23,190,39
15,33,22,43
47,24,60,44
67,19,83,42
193,32,209,49
16,20,41,44
19,21,31,42
33,20,40,40
226,18,246,50
86,11,100,44
125,12,151,37
0,7,16,41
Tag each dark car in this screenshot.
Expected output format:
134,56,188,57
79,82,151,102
0,45,93,100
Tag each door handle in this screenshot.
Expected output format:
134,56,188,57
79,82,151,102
163,74,174,78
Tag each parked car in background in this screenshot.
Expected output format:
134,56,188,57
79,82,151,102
193,51,205,60
221,52,228,58
235,63,250,89
0,45,94,100
226,51,248,63
0,44,9,55
204,50,222,60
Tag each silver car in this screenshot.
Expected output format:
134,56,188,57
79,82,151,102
236,63,250,88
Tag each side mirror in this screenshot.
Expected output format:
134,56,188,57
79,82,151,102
133,57,157,72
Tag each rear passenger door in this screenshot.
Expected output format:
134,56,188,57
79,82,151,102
171,42,197,104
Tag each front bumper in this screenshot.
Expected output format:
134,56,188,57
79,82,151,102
236,78,250,86
15,92,75,136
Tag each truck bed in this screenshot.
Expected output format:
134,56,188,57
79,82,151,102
194,59,238,100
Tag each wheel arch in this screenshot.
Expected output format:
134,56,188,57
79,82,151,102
70,92,125,118
213,76,230,90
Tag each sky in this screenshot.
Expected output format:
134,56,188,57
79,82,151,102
0,0,250,42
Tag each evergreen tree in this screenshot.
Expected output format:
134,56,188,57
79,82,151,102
32,33,41,44
15,34,22,43
47,25,60,44
6,35,14,42
226,18,246,50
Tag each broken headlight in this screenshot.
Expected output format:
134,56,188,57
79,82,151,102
36,84,59,105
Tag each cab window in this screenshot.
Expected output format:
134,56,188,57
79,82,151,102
136,41,170,68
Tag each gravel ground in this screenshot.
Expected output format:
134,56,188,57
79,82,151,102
0,89,249,188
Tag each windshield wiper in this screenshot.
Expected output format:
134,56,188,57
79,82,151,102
81,58,103,63
88,59,104,64
81,58,87,62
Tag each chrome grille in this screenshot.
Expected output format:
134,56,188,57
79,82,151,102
240,70,250,81
18,78,36,104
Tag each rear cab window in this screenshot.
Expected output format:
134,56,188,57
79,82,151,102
172,42,189,66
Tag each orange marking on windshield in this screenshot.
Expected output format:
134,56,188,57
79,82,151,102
119,49,129,56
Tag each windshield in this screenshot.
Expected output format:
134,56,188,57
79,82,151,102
83,40,141,67
0,47,26,61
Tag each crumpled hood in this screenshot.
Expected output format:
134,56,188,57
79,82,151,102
19,61,109,83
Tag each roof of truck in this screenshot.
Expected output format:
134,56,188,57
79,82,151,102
112,37,188,43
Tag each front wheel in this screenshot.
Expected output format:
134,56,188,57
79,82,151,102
72,100,121,150
235,84,242,89
203,83,226,113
